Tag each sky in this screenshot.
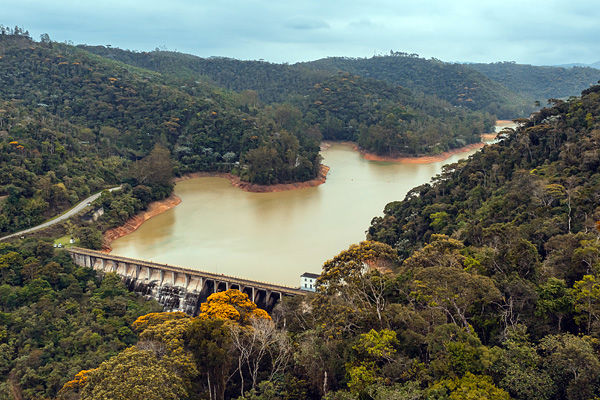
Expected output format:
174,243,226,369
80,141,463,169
2,0,600,65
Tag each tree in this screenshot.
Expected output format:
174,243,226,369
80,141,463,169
71,347,186,400
353,329,398,362
229,318,291,397
131,311,189,333
129,144,174,188
320,241,399,292
346,329,400,396
401,235,466,272
198,289,270,324
317,241,399,326
535,278,573,332
491,325,553,400
538,334,600,400
76,226,103,250
132,312,197,392
571,274,600,334
411,267,501,333
427,372,511,400
185,318,233,400
426,324,491,379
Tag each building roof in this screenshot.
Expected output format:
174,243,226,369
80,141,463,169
301,272,320,279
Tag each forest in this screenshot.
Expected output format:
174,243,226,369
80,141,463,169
0,31,322,236
2,26,600,399
468,61,600,103
0,31,506,237
80,46,532,119
79,45,499,154
1,60,600,400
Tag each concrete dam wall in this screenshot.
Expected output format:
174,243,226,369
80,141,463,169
67,247,305,314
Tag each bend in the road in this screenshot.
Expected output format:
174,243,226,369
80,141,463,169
0,186,121,241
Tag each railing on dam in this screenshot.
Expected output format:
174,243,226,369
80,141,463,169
67,247,306,314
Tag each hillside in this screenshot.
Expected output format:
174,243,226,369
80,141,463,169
81,46,533,120
300,54,533,118
468,61,600,103
78,45,329,104
0,32,326,235
368,85,600,262
79,45,496,156
0,33,322,183
293,73,495,155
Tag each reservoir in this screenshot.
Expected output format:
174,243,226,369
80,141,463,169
111,127,511,286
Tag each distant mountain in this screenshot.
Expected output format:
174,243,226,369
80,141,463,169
298,55,532,119
78,45,498,156
78,45,330,104
554,61,600,69
467,62,600,102
80,46,531,119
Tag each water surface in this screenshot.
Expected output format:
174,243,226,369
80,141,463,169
111,143,484,286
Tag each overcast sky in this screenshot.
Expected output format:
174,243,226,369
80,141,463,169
3,0,599,65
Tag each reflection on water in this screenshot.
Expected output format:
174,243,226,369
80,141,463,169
111,142,482,286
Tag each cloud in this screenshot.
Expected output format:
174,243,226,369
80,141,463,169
285,17,329,30
1,0,599,64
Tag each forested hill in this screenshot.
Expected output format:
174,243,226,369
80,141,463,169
0,34,321,184
468,61,600,103
368,84,600,261
78,45,329,104
79,45,497,155
0,32,323,235
299,54,533,118
293,73,495,155
79,46,530,119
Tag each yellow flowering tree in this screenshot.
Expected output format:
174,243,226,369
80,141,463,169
198,289,271,325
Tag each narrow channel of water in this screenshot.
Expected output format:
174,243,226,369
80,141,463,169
111,134,506,286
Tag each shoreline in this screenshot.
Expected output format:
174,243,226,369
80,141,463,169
175,164,330,193
351,119,512,164
102,194,182,252
102,165,329,250
103,123,504,247
355,141,485,164
496,119,516,126
480,133,498,141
